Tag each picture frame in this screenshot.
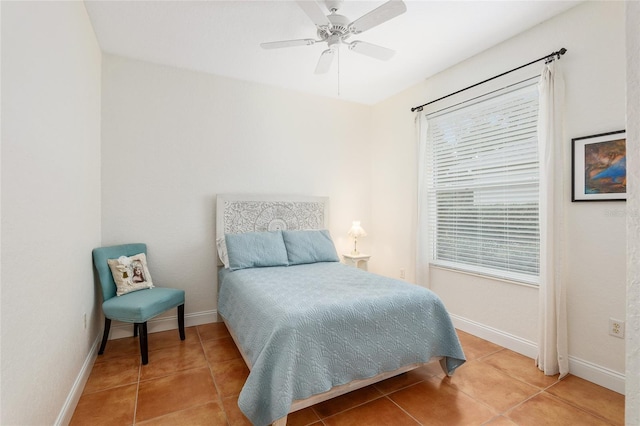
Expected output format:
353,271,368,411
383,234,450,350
572,130,626,201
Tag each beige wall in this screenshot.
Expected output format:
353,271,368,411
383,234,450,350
626,0,640,422
1,2,102,424
370,1,627,392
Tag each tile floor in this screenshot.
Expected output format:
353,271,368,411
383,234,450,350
71,324,625,426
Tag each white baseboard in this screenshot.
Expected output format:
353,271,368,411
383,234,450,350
109,309,218,340
450,313,538,358
568,355,625,395
450,313,625,395
54,334,100,426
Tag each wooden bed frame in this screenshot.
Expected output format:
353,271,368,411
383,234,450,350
215,194,447,425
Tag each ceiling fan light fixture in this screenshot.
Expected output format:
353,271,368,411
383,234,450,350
326,36,341,48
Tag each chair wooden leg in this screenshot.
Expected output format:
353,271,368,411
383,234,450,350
133,323,138,337
98,318,111,355
138,322,149,365
178,304,185,340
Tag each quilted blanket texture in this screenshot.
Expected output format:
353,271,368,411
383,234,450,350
218,262,465,426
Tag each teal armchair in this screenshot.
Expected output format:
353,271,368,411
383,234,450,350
92,243,185,364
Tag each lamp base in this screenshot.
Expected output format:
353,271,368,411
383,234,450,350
351,238,359,256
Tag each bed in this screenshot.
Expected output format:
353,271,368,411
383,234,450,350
216,194,465,426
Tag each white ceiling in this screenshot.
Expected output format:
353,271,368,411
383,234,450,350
84,0,580,105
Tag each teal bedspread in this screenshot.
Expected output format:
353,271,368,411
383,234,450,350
218,262,465,426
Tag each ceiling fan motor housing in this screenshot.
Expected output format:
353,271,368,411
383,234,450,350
318,13,351,41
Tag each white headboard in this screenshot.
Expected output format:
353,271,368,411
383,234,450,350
216,194,330,240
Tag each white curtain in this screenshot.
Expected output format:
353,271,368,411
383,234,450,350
537,61,569,378
416,113,430,287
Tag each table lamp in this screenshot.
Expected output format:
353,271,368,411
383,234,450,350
347,221,367,255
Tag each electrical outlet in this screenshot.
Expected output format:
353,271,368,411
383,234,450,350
400,268,405,279
83,313,87,330
609,318,624,338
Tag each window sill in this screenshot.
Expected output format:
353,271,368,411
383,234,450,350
429,264,540,289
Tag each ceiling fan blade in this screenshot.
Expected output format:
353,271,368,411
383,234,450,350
315,49,335,74
261,39,316,49
348,40,395,60
349,0,407,34
296,0,331,27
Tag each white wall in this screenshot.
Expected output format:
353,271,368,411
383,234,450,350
1,2,102,424
100,54,373,320
371,1,626,392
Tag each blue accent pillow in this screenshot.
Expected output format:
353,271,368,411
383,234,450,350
282,229,340,265
225,231,289,271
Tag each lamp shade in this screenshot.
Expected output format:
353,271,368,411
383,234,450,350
348,221,367,238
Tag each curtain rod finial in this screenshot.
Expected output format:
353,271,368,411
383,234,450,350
554,48,567,61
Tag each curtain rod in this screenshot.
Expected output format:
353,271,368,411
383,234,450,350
410,48,567,113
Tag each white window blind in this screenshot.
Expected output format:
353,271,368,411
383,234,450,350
424,83,540,284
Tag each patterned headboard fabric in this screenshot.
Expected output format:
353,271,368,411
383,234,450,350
216,194,330,240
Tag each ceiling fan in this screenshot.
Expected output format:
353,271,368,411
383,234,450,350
260,0,407,74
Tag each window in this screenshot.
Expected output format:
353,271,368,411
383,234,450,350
423,83,540,284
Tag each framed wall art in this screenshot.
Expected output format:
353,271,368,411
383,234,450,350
572,130,626,201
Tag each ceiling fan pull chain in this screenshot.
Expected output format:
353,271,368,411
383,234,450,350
337,47,341,97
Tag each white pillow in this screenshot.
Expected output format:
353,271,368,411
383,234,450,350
107,253,154,296
216,237,230,268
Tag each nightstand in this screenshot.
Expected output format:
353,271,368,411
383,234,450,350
342,253,371,271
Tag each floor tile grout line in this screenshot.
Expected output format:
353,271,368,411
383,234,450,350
371,376,440,398
80,378,141,397
479,414,514,426
508,367,615,425
474,356,561,393
442,379,505,420
311,393,387,422
310,403,322,422
500,388,546,421
133,328,233,426
503,388,622,426
198,327,234,426
134,327,213,425
473,347,507,362
434,365,548,422
473,347,570,395
385,393,427,425
132,362,142,425
135,401,222,425
311,373,438,426
540,389,623,426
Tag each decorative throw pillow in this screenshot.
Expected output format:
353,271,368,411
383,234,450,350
282,229,340,265
107,253,154,296
225,230,289,271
